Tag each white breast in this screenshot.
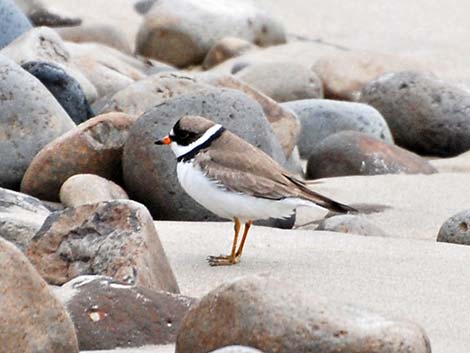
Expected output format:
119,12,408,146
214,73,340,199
176,161,314,223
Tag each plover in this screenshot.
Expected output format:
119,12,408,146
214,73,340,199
156,115,355,266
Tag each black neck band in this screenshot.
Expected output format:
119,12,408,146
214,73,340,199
177,126,225,162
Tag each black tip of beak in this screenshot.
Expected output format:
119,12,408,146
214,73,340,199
155,140,163,145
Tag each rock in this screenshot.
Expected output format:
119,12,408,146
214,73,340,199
312,51,426,101
0,187,50,250
203,37,256,69
60,174,129,208
316,214,388,236
21,61,93,124
54,276,195,350
176,274,431,353
0,54,75,189
430,149,470,173
306,131,436,179
57,24,132,54
135,0,286,67
0,0,32,49
26,200,179,292
0,26,98,102
0,237,79,353
134,0,156,14
123,88,288,222
201,74,300,157
360,71,470,157
21,112,134,201
99,72,211,117
235,61,323,102
282,99,393,159
437,209,470,245
15,0,81,26
209,347,264,353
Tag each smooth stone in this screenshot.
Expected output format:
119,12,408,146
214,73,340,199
0,237,79,353
134,0,156,14
306,131,437,179
282,99,393,159
26,200,179,292
0,54,75,189
176,274,431,353
209,347,265,353
0,187,50,251
57,24,132,54
235,61,323,102
360,71,470,157
135,0,286,67
21,112,134,201
0,0,32,49
437,209,470,245
201,74,300,158
315,214,388,236
21,61,93,124
202,37,256,69
55,276,195,350
123,89,291,228
15,0,81,26
60,174,129,208
312,51,426,101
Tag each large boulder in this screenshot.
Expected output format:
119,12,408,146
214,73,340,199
0,0,32,49
26,200,179,293
135,0,286,67
360,71,470,157
176,274,431,353
0,237,79,353
0,54,75,189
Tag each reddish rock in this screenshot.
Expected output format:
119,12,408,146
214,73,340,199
306,131,436,179
21,112,134,201
26,200,179,293
203,37,255,69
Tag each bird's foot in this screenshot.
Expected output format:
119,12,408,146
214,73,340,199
207,254,240,266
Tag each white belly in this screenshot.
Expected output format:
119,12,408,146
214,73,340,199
176,161,312,223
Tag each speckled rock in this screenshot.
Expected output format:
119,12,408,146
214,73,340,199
316,214,388,237
21,112,134,201
176,274,431,353
0,54,75,189
123,88,293,229
0,0,32,49
203,37,256,69
282,99,393,159
136,0,286,67
360,71,470,157
306,131,436,179
54,276,195,350
437,209,470,245
0,237,79,353
21,61,93,124
60,174,129,208
235,61,323,102
26,200,179,292
0,187,50,251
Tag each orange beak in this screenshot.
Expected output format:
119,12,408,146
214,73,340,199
155,135,172,145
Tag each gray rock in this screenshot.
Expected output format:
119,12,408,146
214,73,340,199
437,209,470,245
123,88,293,228
134,0,156,14
21,61,93,124
360,71,470,157
60,174,129,208
0,54,75,189
54,276,195,350
203,37,256,70
0,0,32,49
306,131,437,179
176,274,431,353
0,237,79,353
209,346,265,353
235,61,323,102
135,0,286,67
26,200,179,293
282,99,393,159
316,214,388,236
0,187,50,250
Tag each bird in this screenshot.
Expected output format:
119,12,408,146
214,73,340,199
155,115,355,266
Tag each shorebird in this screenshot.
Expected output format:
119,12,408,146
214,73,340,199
156,115,355,266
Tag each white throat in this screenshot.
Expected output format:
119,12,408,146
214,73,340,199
170,124,223,159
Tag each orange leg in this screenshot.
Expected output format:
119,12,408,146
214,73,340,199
235,220,253,261
207,218,241,266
